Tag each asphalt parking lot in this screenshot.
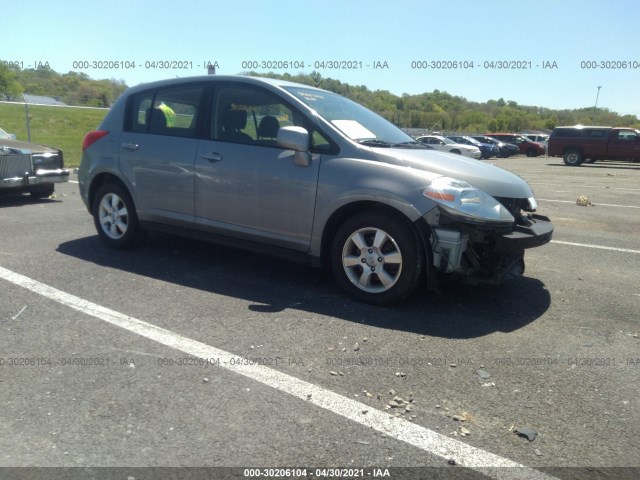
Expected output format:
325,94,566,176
0,155,638,480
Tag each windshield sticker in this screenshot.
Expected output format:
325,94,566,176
332,120,376,140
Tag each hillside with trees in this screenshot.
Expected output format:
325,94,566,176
0,62,126,107
1,62,638,130
247,71,640,132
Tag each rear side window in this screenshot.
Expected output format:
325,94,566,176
126,85,205,138
552,128,581,138
129,92,154,133
584,129,607,138
553,128,609,138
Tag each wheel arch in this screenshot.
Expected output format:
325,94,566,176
319,201,430,271
88,173,131,214
562,145,583,156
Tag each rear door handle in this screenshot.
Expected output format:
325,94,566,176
121,143,139,151
202,152,223,163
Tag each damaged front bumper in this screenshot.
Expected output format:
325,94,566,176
425,211,554,285
494,214,554,254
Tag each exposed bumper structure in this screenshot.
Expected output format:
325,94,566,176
494,215,554,253
426,213,554,286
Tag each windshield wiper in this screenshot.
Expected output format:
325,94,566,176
391,141,430,149
357,139,393,148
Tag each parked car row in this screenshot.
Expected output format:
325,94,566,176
487,133,546,157
411,131,547,160
471,135,520,158
446,135,499,159
414,135,483,159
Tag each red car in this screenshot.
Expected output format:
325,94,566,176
485,133,546,157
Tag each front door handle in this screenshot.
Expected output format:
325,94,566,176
202,152,223,163
121,143,139,151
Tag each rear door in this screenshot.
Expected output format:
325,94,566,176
194,83,323,252
119,84,206,227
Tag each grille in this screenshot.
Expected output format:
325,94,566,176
0,154,32,179
494,197,528,221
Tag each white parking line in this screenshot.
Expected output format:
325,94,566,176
68,180,79,184
0,265,555,480
538,198,640,209
551,240,640,254
529,182,640,192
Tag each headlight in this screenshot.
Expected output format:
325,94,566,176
32,152,60,170
422,176,514,223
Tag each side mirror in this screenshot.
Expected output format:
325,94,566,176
277,126,311,166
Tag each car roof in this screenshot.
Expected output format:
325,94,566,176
124,75,329,95
554,125,611,129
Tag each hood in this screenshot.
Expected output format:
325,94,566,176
372,148,534,198
0,139,57,154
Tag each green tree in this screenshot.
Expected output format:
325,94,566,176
0,63,24,100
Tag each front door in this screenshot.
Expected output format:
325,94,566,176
194,84,321,252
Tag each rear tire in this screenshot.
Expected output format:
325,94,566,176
92,183,143,249
331,211,424,305
563,149,583,166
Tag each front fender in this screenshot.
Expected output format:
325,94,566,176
309,157,438,256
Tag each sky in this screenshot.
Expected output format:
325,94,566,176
5,0,640,117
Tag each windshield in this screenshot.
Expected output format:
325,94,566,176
284,86,414,145
462,136,481,145
0,128,12,139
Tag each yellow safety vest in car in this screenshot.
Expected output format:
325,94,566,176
157,103,176,127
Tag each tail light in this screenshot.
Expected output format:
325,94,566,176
82,130,109,151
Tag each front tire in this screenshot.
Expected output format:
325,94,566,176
29,183,54,198
92,183,142,249
331,211,424,305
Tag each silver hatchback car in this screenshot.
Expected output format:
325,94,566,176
79,75,553,304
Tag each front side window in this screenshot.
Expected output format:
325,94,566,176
213,86,297,146
212,85,334,152
614,129,638,141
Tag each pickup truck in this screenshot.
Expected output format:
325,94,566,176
548,125,640,166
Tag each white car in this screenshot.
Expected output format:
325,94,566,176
523,134,549,146
416,135,482,159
